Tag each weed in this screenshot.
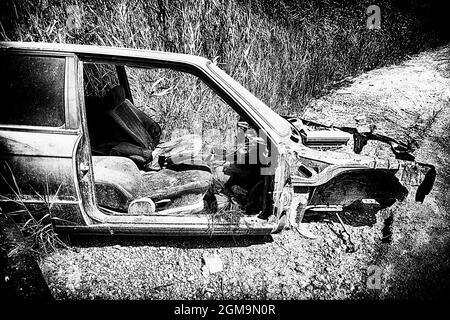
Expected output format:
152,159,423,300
0,163,70,257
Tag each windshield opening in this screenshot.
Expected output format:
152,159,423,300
207,62,291,138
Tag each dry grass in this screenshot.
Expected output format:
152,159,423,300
0,0,446,119
0,164,69,257
126,66,238,149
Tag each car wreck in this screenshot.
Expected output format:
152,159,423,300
0,42,436,236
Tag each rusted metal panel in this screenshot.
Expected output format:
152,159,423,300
0,129,80,199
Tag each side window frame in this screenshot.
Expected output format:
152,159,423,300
0,50,79,132
78,55,257,131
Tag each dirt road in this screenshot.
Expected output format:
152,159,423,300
40,45,450,299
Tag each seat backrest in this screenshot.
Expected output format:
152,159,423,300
109,100,156,149
105,85,160,150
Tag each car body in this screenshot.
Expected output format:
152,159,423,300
0,42,435,236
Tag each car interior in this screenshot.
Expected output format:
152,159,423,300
82,62,270,218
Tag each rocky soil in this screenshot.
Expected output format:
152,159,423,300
40,45,450,299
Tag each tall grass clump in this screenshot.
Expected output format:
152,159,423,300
0,0,448,117
0,166,69,257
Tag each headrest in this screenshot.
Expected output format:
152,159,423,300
104,85,126,110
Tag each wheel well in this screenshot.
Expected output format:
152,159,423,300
308,169,408,207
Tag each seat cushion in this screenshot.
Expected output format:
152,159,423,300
140,169,212,202
92,156,142,212
92,156,212,213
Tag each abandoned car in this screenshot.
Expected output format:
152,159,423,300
0,42,435,236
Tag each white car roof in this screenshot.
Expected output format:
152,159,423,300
0,41,210,66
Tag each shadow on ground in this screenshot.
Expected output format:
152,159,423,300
361,101,450,299
303,204,383,228
64,234,274,249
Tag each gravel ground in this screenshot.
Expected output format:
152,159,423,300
40,45,450,299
